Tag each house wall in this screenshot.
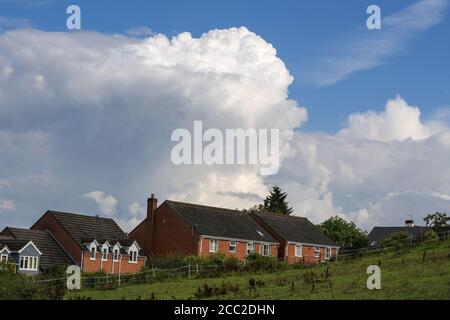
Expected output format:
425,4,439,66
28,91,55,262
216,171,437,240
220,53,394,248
150,203,199,256
285,244,338,264
198,238,278,260
31,212,81,264
129,220,147,254
81,251,145,274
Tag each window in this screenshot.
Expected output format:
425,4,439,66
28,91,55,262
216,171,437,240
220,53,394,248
19,256,38,271
113,248,119,262
102,247,108,261
256,230,264,236
314,247,320,258
229,241,236,253
325,247,332,260
129,250,138,263
262,244,270,257
247,242,254,255
90,246,97,260
295,244,302,257
0,254,8,263
209,239,219,253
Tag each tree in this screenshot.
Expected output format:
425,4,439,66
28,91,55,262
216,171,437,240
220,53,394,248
320,216,368,248
261,186,293,215
381,232,410,250
423,212,450,229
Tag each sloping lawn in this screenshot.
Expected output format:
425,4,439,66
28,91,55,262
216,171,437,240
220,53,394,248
67,240,450,300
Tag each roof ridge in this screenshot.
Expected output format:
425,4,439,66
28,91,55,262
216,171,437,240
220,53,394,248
49,210,115,221
165,200,244,214
256,211,307,220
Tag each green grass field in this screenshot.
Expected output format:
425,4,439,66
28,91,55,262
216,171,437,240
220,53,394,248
67,240,450,300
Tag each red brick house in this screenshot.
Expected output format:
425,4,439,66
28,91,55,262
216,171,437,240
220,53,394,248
31,211,146,274
130,195,279,259
250,212,339,264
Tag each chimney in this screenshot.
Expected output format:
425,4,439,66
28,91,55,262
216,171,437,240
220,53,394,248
405,219,415,227
146,193,158,254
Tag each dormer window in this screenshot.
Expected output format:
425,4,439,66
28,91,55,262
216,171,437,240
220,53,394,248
113,247,120,262
102,247,108,261
0,254,8,263
129,250,138,263
90,244,97,260
127,242,139,264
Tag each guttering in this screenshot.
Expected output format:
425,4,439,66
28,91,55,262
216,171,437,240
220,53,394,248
286,240,339,249
201,234,278,245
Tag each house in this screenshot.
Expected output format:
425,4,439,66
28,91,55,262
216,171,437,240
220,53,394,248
368,219,431,247
250,212,339,264
130,195,279,259
0,227,74,272
30,210,146,274
0,237,42,275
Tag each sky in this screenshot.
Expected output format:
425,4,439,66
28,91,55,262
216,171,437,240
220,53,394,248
0,0,449,232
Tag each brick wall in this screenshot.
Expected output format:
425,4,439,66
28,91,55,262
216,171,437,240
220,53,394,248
285,244,338,264
81,251,145,274
198,238,278,260
129,220,147,253
31,212,82,264
151,203,199,256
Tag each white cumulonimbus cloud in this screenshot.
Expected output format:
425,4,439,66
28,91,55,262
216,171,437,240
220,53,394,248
0,27,449,232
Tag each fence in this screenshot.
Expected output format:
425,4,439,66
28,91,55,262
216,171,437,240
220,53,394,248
29,230,450,291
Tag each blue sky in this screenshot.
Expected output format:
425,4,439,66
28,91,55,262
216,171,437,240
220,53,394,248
2,0,449,132
1,0,450,230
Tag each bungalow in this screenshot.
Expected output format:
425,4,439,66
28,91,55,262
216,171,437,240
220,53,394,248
250,212,339,264
368,219,431,247
30,210,146,274
0,238,42,275
130,195,279,259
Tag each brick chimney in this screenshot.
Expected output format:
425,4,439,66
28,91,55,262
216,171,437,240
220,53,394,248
146,193,158,253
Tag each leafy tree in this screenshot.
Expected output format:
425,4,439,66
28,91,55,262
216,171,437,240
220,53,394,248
423,212,450,229
381,232,411,249
422,229,439,242
261,186,293,215
320,216,368,248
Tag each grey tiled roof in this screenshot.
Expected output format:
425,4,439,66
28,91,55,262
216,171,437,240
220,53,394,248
4,227,74,269
47,211,131,249
254,212,338,246
165,200,278,243
368,226,431,246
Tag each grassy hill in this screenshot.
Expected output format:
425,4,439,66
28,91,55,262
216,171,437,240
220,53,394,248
67,239,450,300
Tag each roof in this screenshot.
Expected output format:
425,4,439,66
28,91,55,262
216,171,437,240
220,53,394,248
368,226,431,246
253,212,338,247
42,211,134,249
4,227,74,269
164,200,279,244
0,239,30,251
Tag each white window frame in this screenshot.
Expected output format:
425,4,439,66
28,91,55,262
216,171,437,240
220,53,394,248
314,247,320,258
0,254,8,263
19,256,38,271
325,247,332,260
247,242,254,255
295,244,302,257
209,239,219,253
113,248,120,262
90,244,97,260
229,241,237,253
262,244,270,257
129,250,138,264
101,247,108,261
